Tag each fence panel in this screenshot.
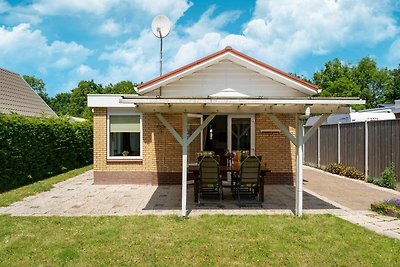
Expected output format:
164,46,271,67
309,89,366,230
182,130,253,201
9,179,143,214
368,120,400,180
304,126,318,167
319,125,338,168
339,122,365,173
304,119,400,182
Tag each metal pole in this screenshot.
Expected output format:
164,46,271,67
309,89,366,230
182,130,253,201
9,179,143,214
181,113,188,217
317,127,321,168
337,123,341,163
160,34,163,76
364,120,368,181
295,116,304,216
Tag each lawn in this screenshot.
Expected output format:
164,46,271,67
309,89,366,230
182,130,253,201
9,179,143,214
0,165,92,207
0,215,399,266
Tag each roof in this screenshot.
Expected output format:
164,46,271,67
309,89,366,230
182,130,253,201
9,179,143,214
0,68,56,117
137,46,319,95
88,94,365,114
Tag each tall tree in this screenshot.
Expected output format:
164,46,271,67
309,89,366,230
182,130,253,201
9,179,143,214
351,57,393,108
69,80,104,119
48,93,72,116
387,65,400,102
313,57,395,109
23,75,50,104
104,81,137,94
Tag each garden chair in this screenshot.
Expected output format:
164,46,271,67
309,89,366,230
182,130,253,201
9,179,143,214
234,155,262,207
198,155,223,206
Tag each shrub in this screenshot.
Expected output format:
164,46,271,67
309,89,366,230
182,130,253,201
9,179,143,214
325,163,364,180
367,176,375,183
343,166,365,180
325,163,346,175
370,164,397,189
0,114,93,192
377,164,397,189
371,199,400,218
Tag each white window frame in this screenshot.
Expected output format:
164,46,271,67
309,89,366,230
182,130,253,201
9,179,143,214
227,114,256,156
107,108,143,160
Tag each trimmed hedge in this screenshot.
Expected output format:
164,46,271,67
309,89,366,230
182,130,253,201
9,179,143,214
0,114,93,192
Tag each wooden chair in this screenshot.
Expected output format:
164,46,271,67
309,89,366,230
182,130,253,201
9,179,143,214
197,155,223,206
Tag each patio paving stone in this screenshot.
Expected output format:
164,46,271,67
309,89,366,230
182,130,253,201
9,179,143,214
1,167,400,239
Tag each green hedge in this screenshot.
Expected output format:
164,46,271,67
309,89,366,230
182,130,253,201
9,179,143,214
0,114,93,192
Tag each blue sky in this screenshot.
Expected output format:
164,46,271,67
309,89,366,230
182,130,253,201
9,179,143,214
0,0,399,96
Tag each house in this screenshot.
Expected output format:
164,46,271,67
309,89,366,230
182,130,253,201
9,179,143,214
0,68,56,117
87,46,364,216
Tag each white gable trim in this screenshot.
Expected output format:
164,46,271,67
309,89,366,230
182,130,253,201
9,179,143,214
139,53,227,95
138,52,317,96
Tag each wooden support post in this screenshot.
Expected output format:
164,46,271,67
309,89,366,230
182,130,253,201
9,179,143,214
182,113,188,217
295,116,304,216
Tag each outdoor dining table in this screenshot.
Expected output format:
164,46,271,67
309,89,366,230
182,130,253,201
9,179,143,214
188,165,270,203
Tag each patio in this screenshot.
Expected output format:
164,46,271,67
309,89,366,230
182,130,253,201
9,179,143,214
0,170,339,217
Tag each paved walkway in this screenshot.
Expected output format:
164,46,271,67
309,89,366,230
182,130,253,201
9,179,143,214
303,166,400,239
0,167,399,239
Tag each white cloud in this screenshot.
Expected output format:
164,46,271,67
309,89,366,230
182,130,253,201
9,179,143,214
387,38,400,64
0,0,10,11
98,19,124,36
238,0,398,68
132,0,193,23
166,0,399,74
183,5,241,39
32,0,119,16
0,23,92,73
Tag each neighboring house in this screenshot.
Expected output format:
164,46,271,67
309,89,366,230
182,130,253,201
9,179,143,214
0,68,56,117
88,47,363,216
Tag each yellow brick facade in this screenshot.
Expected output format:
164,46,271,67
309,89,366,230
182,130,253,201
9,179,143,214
93,108,296,184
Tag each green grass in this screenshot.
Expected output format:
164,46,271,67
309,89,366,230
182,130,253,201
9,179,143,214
0,215,399,266
0,165,92,207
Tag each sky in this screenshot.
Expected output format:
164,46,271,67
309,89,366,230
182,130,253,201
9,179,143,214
0,0,400,96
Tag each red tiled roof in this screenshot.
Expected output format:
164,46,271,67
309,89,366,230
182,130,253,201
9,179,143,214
137,46,319,92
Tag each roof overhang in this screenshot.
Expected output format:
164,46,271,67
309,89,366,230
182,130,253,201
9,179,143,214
88,94,365,114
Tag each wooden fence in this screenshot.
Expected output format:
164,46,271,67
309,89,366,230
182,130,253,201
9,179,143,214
304,119,400,182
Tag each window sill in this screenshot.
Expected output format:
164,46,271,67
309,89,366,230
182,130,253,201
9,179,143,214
107,158,143,163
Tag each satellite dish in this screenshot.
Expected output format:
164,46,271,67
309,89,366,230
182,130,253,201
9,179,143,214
152,15,171,38
151,15,171,77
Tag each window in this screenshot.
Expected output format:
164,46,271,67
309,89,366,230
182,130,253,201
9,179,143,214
107,111,142,160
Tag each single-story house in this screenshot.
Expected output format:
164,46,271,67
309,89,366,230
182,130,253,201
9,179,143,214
0,68,56,117
88,46,364,216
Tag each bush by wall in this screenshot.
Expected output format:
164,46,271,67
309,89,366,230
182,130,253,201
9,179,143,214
0,114,93,192
325,163,365,180
367,164,397,190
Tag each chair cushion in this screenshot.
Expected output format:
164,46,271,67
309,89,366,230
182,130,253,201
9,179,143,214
201,183,217,188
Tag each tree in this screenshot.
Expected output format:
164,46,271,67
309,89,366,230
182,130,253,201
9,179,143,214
104,81,137,94
387,65,400,102
48,93,72,116
313,57,395,109
23,75,50,104
69,80,104,119
351,57,393,108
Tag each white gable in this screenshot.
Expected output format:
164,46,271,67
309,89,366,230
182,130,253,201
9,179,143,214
144,59,308,97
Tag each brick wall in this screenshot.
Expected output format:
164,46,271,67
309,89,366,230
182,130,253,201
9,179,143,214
93,108,296,185
255,113,296,184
